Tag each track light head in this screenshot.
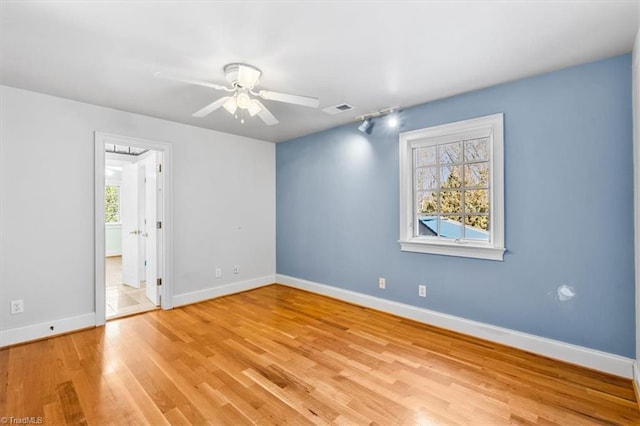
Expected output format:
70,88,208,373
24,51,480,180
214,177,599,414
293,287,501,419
358,118,374,134
358,119,370,132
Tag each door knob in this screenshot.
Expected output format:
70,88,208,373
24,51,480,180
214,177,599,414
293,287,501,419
129,229,140,235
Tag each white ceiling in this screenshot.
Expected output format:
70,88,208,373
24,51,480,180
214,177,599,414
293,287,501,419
1,1,638,143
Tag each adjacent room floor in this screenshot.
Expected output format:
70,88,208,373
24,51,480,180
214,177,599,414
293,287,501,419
1,284,638,425
105,255,157,319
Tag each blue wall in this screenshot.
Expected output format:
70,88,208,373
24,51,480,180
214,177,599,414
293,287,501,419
276,54,634,357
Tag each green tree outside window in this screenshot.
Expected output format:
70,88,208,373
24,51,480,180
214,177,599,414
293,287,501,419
105,185,120,223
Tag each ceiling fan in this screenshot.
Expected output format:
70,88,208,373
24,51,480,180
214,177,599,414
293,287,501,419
155,63,319,126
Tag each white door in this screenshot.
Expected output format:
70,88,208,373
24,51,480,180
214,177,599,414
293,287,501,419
141,152,161,305
121,163,142,288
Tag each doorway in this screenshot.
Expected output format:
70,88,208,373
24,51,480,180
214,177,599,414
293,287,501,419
95,133,173,325
105,147,160,318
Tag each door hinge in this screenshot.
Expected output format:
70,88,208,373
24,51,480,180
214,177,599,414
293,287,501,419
157,164,162,173
157,278,162,286
156,221,162,229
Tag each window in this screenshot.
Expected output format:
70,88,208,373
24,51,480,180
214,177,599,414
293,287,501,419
105,185,120,224
399,114,505,260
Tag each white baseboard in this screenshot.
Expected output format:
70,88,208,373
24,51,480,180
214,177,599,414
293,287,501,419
2,276,631,379
276,274,634,378
634,362,640,394
172,275,276,307
0,313,96,347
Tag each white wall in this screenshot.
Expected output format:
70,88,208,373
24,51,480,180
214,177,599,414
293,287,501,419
0,85,275,341
105,225,122,256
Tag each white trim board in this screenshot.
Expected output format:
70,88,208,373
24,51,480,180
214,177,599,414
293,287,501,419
172,275,276,307
0,313,95,347
0,276,274,347
276,274,634,378
634,362,640,400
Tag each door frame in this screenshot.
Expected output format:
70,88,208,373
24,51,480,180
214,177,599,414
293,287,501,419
94,132,174,325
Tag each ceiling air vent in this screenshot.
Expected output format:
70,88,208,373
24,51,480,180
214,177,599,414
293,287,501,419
322,103,354,115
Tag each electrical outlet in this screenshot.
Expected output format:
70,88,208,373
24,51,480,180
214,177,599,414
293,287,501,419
378,277,386,289
10,299,24,315
215,268,222,278
418,285,427,298
233,265,240,274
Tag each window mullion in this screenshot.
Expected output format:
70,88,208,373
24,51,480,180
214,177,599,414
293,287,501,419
461,141,466,240
436,154,441,238
413,148,419,238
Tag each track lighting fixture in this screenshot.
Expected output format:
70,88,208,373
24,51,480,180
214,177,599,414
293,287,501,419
358,118,374,134
356,106,400,134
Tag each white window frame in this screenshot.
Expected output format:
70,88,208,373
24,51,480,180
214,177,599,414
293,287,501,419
399,113,505,261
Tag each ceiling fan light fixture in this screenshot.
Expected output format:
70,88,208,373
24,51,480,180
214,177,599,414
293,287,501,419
247,99,262,116
223,96,238,114
236,91,251,109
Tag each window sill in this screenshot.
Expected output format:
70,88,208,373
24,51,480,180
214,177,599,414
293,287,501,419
105,223,122,228
399,239,505,261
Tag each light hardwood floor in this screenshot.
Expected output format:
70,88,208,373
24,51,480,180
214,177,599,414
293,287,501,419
1,285,638,425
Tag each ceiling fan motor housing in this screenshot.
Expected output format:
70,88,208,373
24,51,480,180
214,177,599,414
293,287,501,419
224,63,262,89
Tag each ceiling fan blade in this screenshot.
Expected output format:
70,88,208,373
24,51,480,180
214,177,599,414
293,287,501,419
258,90,319,108
192,97,231,118
254,100,279,126
154,72,229,91
237,65,261,89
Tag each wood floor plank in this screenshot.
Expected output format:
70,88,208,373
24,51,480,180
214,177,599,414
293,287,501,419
0,348,10,415
104,366,169,426
43,401,67,425
1,284,639,425
56,380,87,425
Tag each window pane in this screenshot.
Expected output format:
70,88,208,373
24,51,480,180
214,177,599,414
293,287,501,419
438,216,462,239
464,162,489,188
440,165,462,188
416,191,438,214
464,138,489,162
415,146,437,167
465,215,490,240
438,142,462,164
417,215,437,236
105,185,120,223
416,167,438,190
464,189,489,213
439,191,461,213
